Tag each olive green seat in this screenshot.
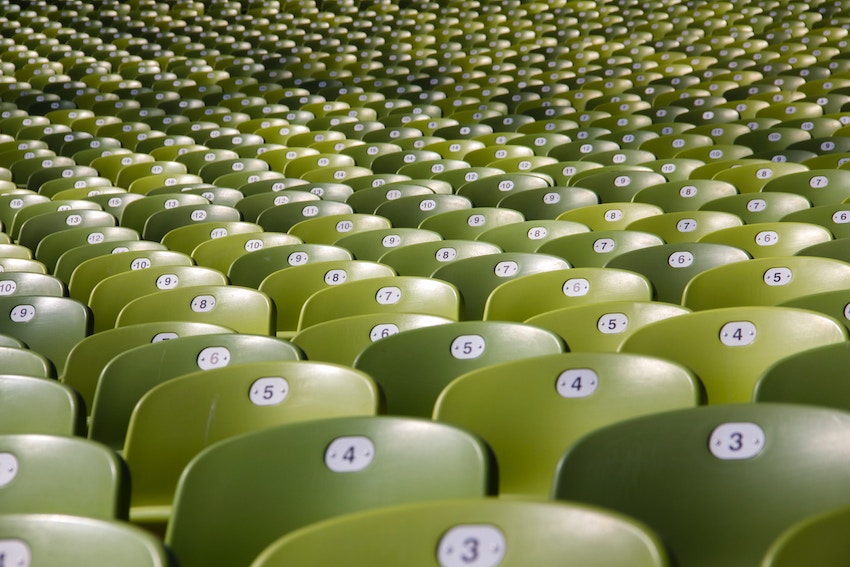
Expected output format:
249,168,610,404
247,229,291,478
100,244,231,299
621,306,847,404
34,225,139,273
434,352,701,496
762,505,850,567
165,416,496,567
0,272,65,298
228,243,354,288
251,499,671,567
698,222,832,258
476,219,591,252
698,192,811,224
159,221,263,255
0,374,83,435
124,361,380,529
354,321,564,417
537,230,665,268
555,404,850,567
378,239,502,277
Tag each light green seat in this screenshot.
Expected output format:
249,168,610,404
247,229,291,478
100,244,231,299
334,227,442,261
555,404,850,567
0,258,47,274
374,193,473,228
259,260,396,338
0,296,90,375
291,313,453,366
62,322,234,414
115,285,275,335
417,207,526,240
190,232,302,274
17,209,117,255
632,179,739,213
761,168,850,206
621,306,847,404
456,172,551,206
0,433,128,519
698,192,811,223
711,161,808,193
526,301,691,352
378,239,502,277
556,202,664,231
298,275,461,331
88,265,228,333
0,374,83,435
344,183,434,214
251,499,671,567
141,204,242,242
160,221,263,255
68,249,194,302
118,193,209,233
627,211,744,243
698,222,832,258
124,361,380,529
682,256,850,310
434,352,700,496
354,321,564,417
89,333,302,452
34,225,139,273
55,240,169,286
255,199,354,233
574,170,668,203
287,213,392,245
606,242,751,303
782,204,850,239
228,243,354,288
234,190,320,222
483,268,654,322
0,514,173,567
780,289,850,334
165,416,496,567
476,219,591,252
9,199,102,242
433,252,570,320
537,230,665,268
762,504,850,567
496,185,599,220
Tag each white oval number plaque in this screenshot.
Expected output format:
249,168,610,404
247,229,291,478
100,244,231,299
709,422,765,460
437,525,506,567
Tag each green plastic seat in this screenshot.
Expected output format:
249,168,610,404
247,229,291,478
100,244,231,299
699,191,811,223
761,168,850,206
0,514,174,567
698,222,832,258
251,499,671,567
17,209,117,252
118,193,210,233
627,211,744,243
89,333,302,452
432,252,570,320
526,300,692,352
228,243,354,288
355,320,564,417
434,351,700,496
8,199,102,242
34,225,139,273
536,230,665,268
124,360,380,528
554,403,850,567
68,249,193,302
0,295,90,375
575,170,668,203
62,322,234,414
556,202,664,231
762,504,850,567
0,344,53,378
374,193,473,228
165,416,496,567
711,161,808,193
483,267,653,322
88,265,228,333
632,179,739,212
377,239,502,277
291,313,452,367
190,232,302,274
0,433,128,520
115,285,275,335
456,172,551,206
255,199,354,233
0,374,83,435
159,221,262,255
475,219,591,253
417,207,525,240
621,306,847,404
234,190,319,223
0,272,64,298
755,341,850,410
287,213,392,245
141,204,242,242
298,275,461,331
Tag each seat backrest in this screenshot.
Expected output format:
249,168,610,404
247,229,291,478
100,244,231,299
62,322,234,413
354,320,564,417
378,238,502,277
536,229,666,267
697,221,832,258
88,265,229,333
258,260,396,336
434,352,701,496
159,221,262,255
251,499,671,567
0,374,83,435
754,342,850,411
190,231,302,274
554,404,850,566
432,252,569,320
228,243,354,288
681,256,850,310
298,275,461,331
165,416,496,567
0,433,128,519
0,296,90,375
124,361,380,528
762,504,850,567
141,204,242,242
34,225,140,273
0,514,174,567
89,333,302,451
620,306,847,404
